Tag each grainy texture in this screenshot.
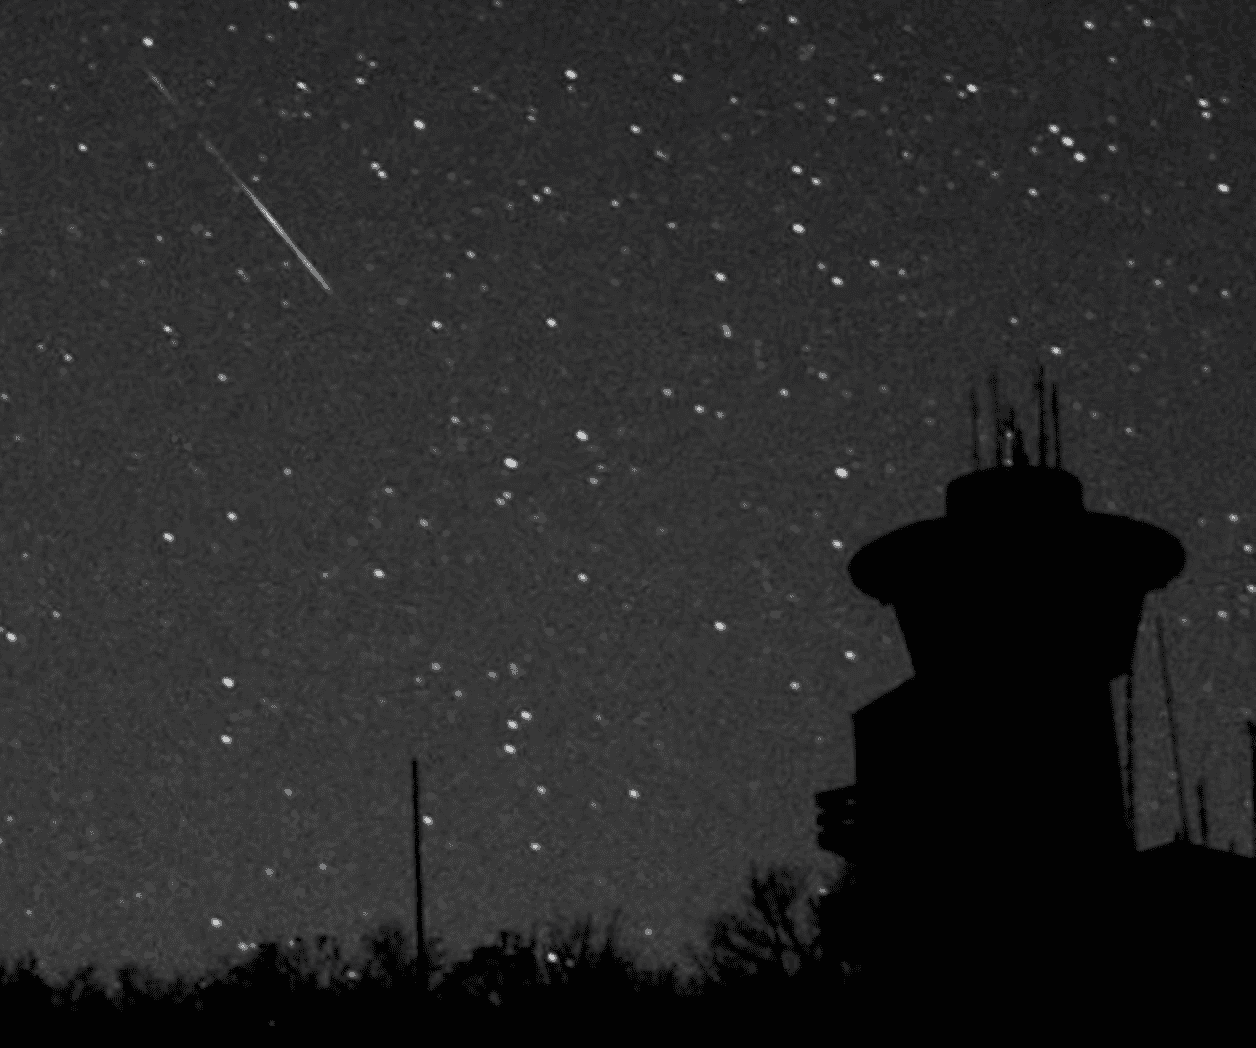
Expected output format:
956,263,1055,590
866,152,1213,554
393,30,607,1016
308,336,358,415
0,0,1250,993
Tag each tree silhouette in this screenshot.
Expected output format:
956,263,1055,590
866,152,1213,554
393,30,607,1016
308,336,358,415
531,907,650,996
354,921,418,993
810,862,863,981
434,928,547,1010
683,862,834,992
0,952,58,1017
105,961,181,1016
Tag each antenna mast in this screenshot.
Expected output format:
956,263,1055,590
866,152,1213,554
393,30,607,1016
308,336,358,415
1051,382,1061,469
970,384,982,471
1248,720,1256,856
1196,778,1209,848
1034,364,1048,468
1124,670,1136,848
989,369,1003,466
1009,404,1030,467
1155,614,1192,844
969,363,1060,471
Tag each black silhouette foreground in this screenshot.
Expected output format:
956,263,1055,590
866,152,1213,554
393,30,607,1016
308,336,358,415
5,366,1253,1029
817,365,1255,1009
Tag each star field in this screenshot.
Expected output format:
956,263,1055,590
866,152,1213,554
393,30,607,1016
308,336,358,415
0,0,1253,989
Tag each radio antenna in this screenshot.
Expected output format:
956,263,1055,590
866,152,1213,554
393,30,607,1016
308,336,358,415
970,384,982,470
1155,614,1192,843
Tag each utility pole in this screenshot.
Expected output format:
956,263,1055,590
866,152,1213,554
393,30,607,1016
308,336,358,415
412,758,426,993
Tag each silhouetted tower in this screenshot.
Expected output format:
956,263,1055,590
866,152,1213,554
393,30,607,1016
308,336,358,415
837,364,1187,992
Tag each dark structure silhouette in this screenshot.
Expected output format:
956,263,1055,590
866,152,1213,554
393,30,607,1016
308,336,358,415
816,365,1254,1003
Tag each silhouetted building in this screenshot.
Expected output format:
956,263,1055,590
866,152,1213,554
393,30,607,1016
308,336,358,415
816,368,1253,1002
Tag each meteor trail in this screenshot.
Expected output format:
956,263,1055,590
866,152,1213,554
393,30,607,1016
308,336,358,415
139,62,333,295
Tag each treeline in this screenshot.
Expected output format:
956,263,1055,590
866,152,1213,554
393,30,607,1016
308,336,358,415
0,860,867,1031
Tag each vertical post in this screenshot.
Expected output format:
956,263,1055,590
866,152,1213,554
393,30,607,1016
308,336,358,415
1051,383,1061,470
1196,778,1209,848
970,385,981,471
412,758,425,992
1006,405,1019,466
1155,615,1192,844
1124,671,1136,848
989,369,1002,466
1035,363,1047,468
1247,721,1256,856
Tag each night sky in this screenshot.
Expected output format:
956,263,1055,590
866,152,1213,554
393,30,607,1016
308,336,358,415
2,0,1253,990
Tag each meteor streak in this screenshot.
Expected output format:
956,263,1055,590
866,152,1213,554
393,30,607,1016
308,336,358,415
139,62,333,295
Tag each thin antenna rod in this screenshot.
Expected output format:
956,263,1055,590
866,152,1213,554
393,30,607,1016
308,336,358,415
970,384,982,471
1035,363,1047,468
1124,670,1136,848
1010,404,1030,467
1248,720,1256,856
1155,615,1192,844
1196,778,1209,848
1051,383,1061,470
1121,659,1137,974
989,369,1002,466
412,758,426,992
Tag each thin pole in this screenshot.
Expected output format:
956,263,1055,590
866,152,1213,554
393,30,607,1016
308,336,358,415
989,369,1002,466
1196,778,1209,848
1009,405,1029,467
970,384,981,471
1051,383,1061,469
1155,615,1192,844
1247,720,1256,856
1035,363,1047,468
1124,670,1136,848
412,758,425,992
